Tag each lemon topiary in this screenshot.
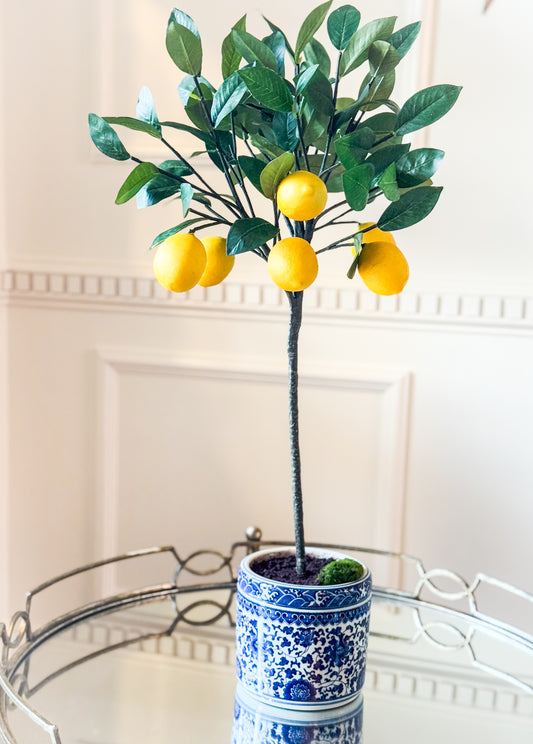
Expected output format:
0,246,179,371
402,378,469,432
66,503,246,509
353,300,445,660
89,2,461,576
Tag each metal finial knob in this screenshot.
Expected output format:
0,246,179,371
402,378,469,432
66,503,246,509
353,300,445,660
245,526,262,542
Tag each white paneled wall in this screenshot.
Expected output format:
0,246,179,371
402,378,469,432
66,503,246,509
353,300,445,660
1,0,532,623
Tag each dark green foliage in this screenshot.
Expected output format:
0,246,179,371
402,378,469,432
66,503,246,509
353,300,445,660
226,217,278,255
327,5,360,50
115,162,159,205
318,559,365,586
378,185,443,231
295,1,333,60
396,84,463,135
88,114,130,160
89,5,462,579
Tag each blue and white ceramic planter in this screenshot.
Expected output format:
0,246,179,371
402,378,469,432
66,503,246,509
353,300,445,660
236,547,372,710
231,682,364,744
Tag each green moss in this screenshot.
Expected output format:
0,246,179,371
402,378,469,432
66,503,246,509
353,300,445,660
317,559,365,586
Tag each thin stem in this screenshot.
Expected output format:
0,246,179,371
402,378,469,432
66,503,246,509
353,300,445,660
319,50,342,176
188,208,231,225
316,199,348,220
231,113,256,218
373,133,395,148
315,223,376,254
287,291,305,574
283,215,295,237
141,155,241,219
161,136,214,195
192,77,248,216
273,201,280,241
314,207,354,230
295,105,310,171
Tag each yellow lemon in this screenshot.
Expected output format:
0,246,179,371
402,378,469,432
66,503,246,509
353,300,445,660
352,222,396,255
198,236,235,287
358,241,409,296
276,171,328,221
267,237,318,292
153,232,206,293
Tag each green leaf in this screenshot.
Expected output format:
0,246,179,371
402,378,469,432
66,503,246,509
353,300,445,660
335,128,375,169
359,70,396,112
388,21,421,59
327,5,361,50
136,87,161,135
226,218,278,255
396,84,462,136
396,148,444,187
212,72,248,128
343,163,374,210
295,1,333,60
347,232,363,279
272,112,299,152
137,174,181,208
237,155,266,193
260,152,295,199
231,29,279,72
250,133,286,159
166,14,202,75
180,183,194,216
340,16,397,77
159,160,193,178
221,14,246,79
263,31,286,76
239,67,293,112
363,111,397,135
88,114,130,160
168,9,200,39
304,39,331,79
368,41,401,76
306,153,336,175
295,64,320,95
378,162,400,201
115,162,159,205
366,144,410,182
103,116,161,140
377,186,443,230
326,165,345,193
150,219,206,250
178,75,214,105
300,66,334,116
302,107,329,146
263,17,296,62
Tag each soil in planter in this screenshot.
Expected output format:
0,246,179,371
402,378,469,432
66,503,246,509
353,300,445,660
251,553,332,586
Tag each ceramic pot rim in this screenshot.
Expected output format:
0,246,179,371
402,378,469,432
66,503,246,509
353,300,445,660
241,546,371,589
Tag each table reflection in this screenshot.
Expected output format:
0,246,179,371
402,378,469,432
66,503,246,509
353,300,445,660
232,684,363,744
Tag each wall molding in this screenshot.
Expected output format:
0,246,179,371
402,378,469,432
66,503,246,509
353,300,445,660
96,348,411,593
2,269,533,335
63,612,533,717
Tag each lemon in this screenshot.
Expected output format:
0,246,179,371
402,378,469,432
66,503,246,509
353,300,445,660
358,241,409,296
268,237,318,292
276,171,328,221
198,236,235,287
352,222,396,255
153,232,206,292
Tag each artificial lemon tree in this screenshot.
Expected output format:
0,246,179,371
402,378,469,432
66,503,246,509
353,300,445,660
89,2,461,576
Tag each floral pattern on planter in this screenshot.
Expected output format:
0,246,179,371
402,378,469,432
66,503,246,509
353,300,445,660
231,683,364,744
236,548,372,710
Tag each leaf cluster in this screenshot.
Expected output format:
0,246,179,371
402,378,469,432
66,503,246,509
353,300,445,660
88,3,462,264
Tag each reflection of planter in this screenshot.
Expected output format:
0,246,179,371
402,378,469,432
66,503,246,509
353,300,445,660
235,547,372,710
232,680,364,744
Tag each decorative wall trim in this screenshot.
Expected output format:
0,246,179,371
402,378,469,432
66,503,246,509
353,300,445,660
2,269,533,334
96,349,411,591
63,613,533,717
